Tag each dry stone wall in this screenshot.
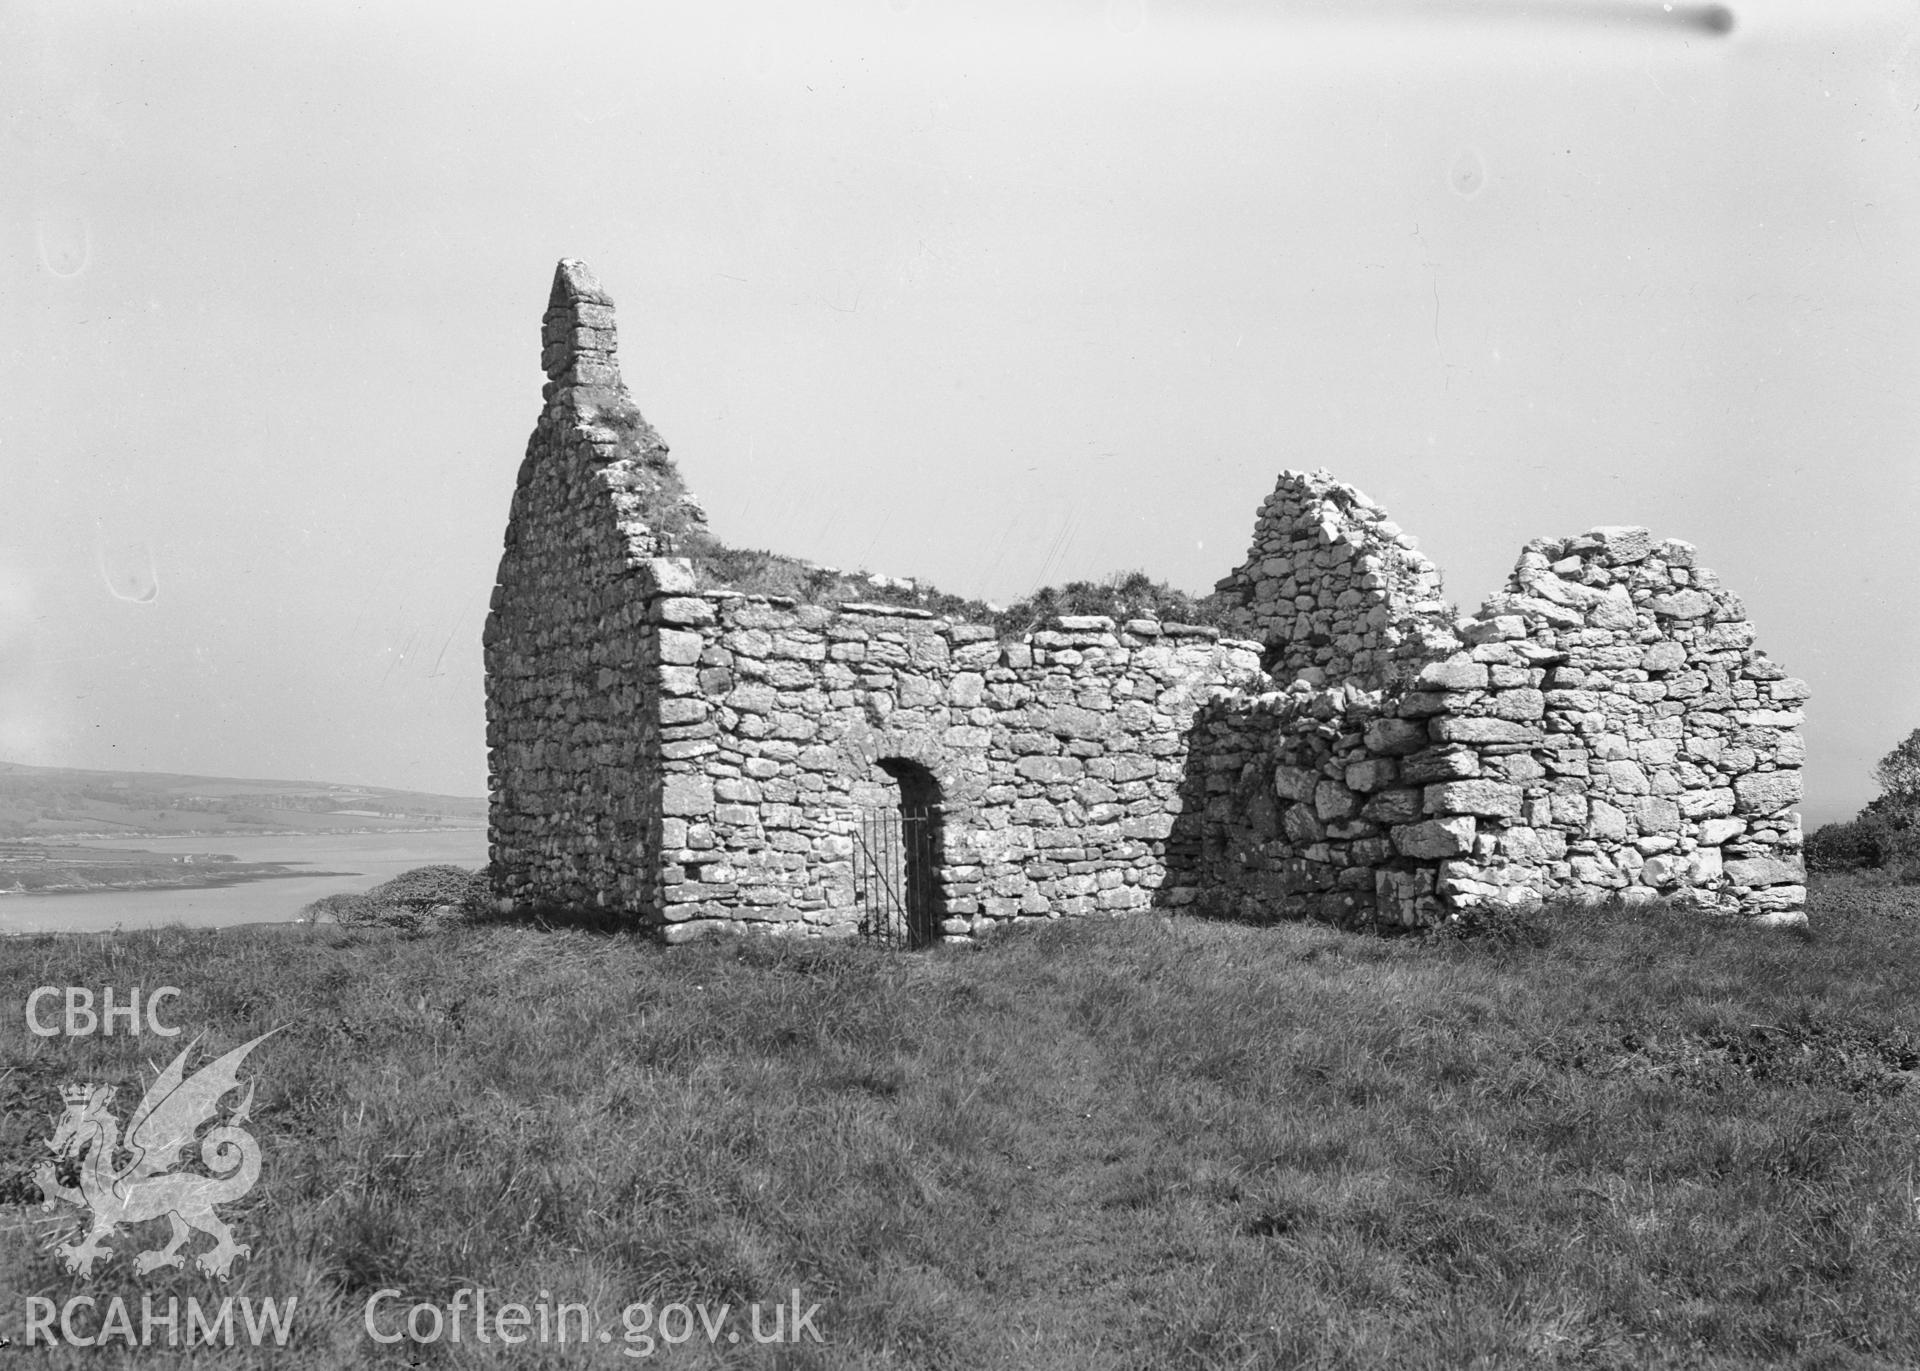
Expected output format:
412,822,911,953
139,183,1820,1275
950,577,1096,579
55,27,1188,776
485,261,1808,938
1186,473,1807,926
484,262,664,915
1212,470,1457,684
642,570,1263,942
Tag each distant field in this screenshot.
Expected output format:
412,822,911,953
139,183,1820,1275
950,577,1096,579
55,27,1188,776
4,878,1918,1367
0,760,485,841
0,842,334,896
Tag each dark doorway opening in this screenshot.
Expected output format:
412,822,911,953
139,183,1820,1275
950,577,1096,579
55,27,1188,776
854,759,944,947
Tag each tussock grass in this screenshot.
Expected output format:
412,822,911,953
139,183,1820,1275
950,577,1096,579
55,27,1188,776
3,882,1919,1367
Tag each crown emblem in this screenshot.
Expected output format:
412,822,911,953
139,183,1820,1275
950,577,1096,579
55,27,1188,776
60,1083,100,1106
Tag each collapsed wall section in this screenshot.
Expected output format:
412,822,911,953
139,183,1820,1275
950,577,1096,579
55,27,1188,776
1213,469,1457,685
1435,526,1807,918
1191,510,1808,926
637,571,1264,942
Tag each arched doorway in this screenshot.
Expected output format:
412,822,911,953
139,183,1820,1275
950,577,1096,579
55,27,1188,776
854,758,944,947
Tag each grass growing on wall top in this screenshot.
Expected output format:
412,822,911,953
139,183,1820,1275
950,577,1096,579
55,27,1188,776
673,548,1232,639
993,570,1228,635
575,386,1230,637
5,881,1919,1367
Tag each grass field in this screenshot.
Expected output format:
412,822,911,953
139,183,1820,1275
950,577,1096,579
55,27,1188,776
5,880,1920,1368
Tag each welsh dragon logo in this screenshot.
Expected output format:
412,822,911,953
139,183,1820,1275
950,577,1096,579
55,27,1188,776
34,1031,277,1279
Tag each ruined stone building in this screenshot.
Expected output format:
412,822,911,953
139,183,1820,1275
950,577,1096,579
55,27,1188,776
484,260,1808,941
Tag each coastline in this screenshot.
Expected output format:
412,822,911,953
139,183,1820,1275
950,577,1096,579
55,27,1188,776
11,824,488,841
0,829,493,935
0,866,361,898
0,827,486,900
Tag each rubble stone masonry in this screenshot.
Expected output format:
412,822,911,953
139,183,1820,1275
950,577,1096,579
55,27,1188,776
642,569,1262,942
1185,481,1806,928
485,261,1806,938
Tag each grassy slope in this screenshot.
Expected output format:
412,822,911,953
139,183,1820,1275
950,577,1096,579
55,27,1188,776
0,760,485,841
4,882,1920,1368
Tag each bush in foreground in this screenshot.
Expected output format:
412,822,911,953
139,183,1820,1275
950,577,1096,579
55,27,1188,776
301,864,489,930
1804,726,1920,877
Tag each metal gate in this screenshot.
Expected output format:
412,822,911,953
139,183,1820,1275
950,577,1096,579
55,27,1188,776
852,803,940,947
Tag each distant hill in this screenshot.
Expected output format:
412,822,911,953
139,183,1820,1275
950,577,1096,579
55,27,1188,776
0,760,486,840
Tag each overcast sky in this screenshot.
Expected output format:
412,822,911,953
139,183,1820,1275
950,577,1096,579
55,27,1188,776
4,0,1915,824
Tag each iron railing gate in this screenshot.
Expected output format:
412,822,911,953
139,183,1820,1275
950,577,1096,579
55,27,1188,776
852,803,939,947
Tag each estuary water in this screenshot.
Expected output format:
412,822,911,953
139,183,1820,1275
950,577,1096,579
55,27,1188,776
0,829,490,934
